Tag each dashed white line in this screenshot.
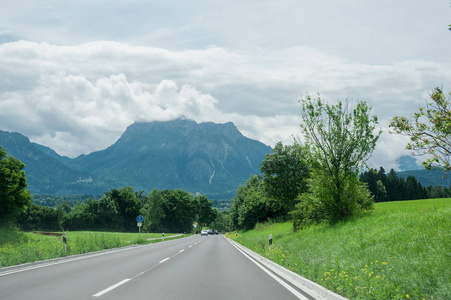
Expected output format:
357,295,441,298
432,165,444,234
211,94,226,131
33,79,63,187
92,279,130,297
179,249,185,253
159,257,170,264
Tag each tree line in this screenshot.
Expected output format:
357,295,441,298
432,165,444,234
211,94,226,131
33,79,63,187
19,187,221,233
360,167,451,202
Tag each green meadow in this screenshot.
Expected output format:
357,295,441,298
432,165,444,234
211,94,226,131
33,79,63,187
0,231,183,268
228,199,451,300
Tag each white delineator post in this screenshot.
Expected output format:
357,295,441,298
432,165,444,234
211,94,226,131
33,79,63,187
63,232,67,253
269,234,272,250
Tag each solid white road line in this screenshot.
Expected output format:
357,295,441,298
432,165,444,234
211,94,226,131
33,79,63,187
92,279,131,297
228,240,310,300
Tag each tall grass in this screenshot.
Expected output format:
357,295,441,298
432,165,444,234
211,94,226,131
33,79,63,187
0,230,183,268
230,199,451,299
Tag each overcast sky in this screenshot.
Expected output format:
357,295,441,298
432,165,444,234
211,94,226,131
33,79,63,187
0,0,450,171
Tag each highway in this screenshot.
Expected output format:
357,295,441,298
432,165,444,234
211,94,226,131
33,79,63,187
0,235,317,300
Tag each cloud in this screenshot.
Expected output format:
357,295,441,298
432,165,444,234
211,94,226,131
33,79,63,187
0,40,450,170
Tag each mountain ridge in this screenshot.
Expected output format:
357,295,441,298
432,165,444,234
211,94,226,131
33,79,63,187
0,119,272,200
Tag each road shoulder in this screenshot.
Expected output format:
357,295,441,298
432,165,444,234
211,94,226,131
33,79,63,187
225,236,348,300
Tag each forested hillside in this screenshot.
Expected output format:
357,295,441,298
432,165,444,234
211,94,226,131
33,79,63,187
0,119,271,202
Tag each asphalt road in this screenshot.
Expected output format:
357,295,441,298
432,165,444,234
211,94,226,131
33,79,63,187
0,235,314,300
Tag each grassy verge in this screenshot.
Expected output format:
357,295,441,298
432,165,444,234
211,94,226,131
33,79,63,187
227,199,451,299
0,230,186,268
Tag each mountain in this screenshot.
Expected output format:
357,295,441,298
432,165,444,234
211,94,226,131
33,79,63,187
0,119,272,200
398,168,451,188
0,130,102,195
68,119,272,199
396,155,422,172
32,143,72,165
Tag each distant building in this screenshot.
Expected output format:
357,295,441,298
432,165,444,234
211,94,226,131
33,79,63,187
77,176,93,183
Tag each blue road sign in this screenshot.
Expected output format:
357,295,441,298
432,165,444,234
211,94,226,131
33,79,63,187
136,215,143,222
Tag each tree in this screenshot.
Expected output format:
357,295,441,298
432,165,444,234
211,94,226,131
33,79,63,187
196,195,217,230
0,146,31,226
104,187,142,231
210,210,232,232
390,87,451,172
299,95,381,222
259,141,309,231
19,203,61,231
160,189,197,233
141,189,166,232
375,180,387,202
230,175,272,230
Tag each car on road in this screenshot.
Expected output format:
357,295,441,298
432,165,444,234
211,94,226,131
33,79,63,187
207,229,213,235
201,230,208,236
214,230,218,235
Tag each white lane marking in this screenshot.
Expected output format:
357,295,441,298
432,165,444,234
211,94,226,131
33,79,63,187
228,241,310,300
0,246,139,277
0,235,197,277
189,245,192,248
179,249,185,253
159,257,170,264
92,279,130,297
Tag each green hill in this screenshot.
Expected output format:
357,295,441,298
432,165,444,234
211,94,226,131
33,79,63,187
230,198,451,299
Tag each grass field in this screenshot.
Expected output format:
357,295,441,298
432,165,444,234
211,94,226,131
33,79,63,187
0,230,184,268
228,199,451,300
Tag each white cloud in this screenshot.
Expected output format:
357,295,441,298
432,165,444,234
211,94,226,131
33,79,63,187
0,40,450,170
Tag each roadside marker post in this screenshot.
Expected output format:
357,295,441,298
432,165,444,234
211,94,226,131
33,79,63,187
269,234,272,250
63,232,67,253
162,232,164,242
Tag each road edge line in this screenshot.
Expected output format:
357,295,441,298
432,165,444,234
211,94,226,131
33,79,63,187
225,236,348,300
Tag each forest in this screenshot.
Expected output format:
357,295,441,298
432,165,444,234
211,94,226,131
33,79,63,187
19,187,226,233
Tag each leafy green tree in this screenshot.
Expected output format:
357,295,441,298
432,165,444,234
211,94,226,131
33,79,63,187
259,141,309,231
97,197,122,231
390,87,451,171
141,189,166,232
210,210,232,232
63,201,96,230
428,184,448,198
160,189,197,233
196,195,217,230
19,203,61,231
299,95,380,222
0,146,31,226
230,175,274,230
104,187,142,231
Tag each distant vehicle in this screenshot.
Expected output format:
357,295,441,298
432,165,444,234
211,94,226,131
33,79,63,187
201,230,208,236
214,230,218,235
207,229,213,235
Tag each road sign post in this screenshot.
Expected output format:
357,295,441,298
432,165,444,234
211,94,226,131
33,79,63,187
136,215,144,240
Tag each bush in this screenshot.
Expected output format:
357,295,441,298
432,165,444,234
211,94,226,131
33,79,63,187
293,170,374,226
